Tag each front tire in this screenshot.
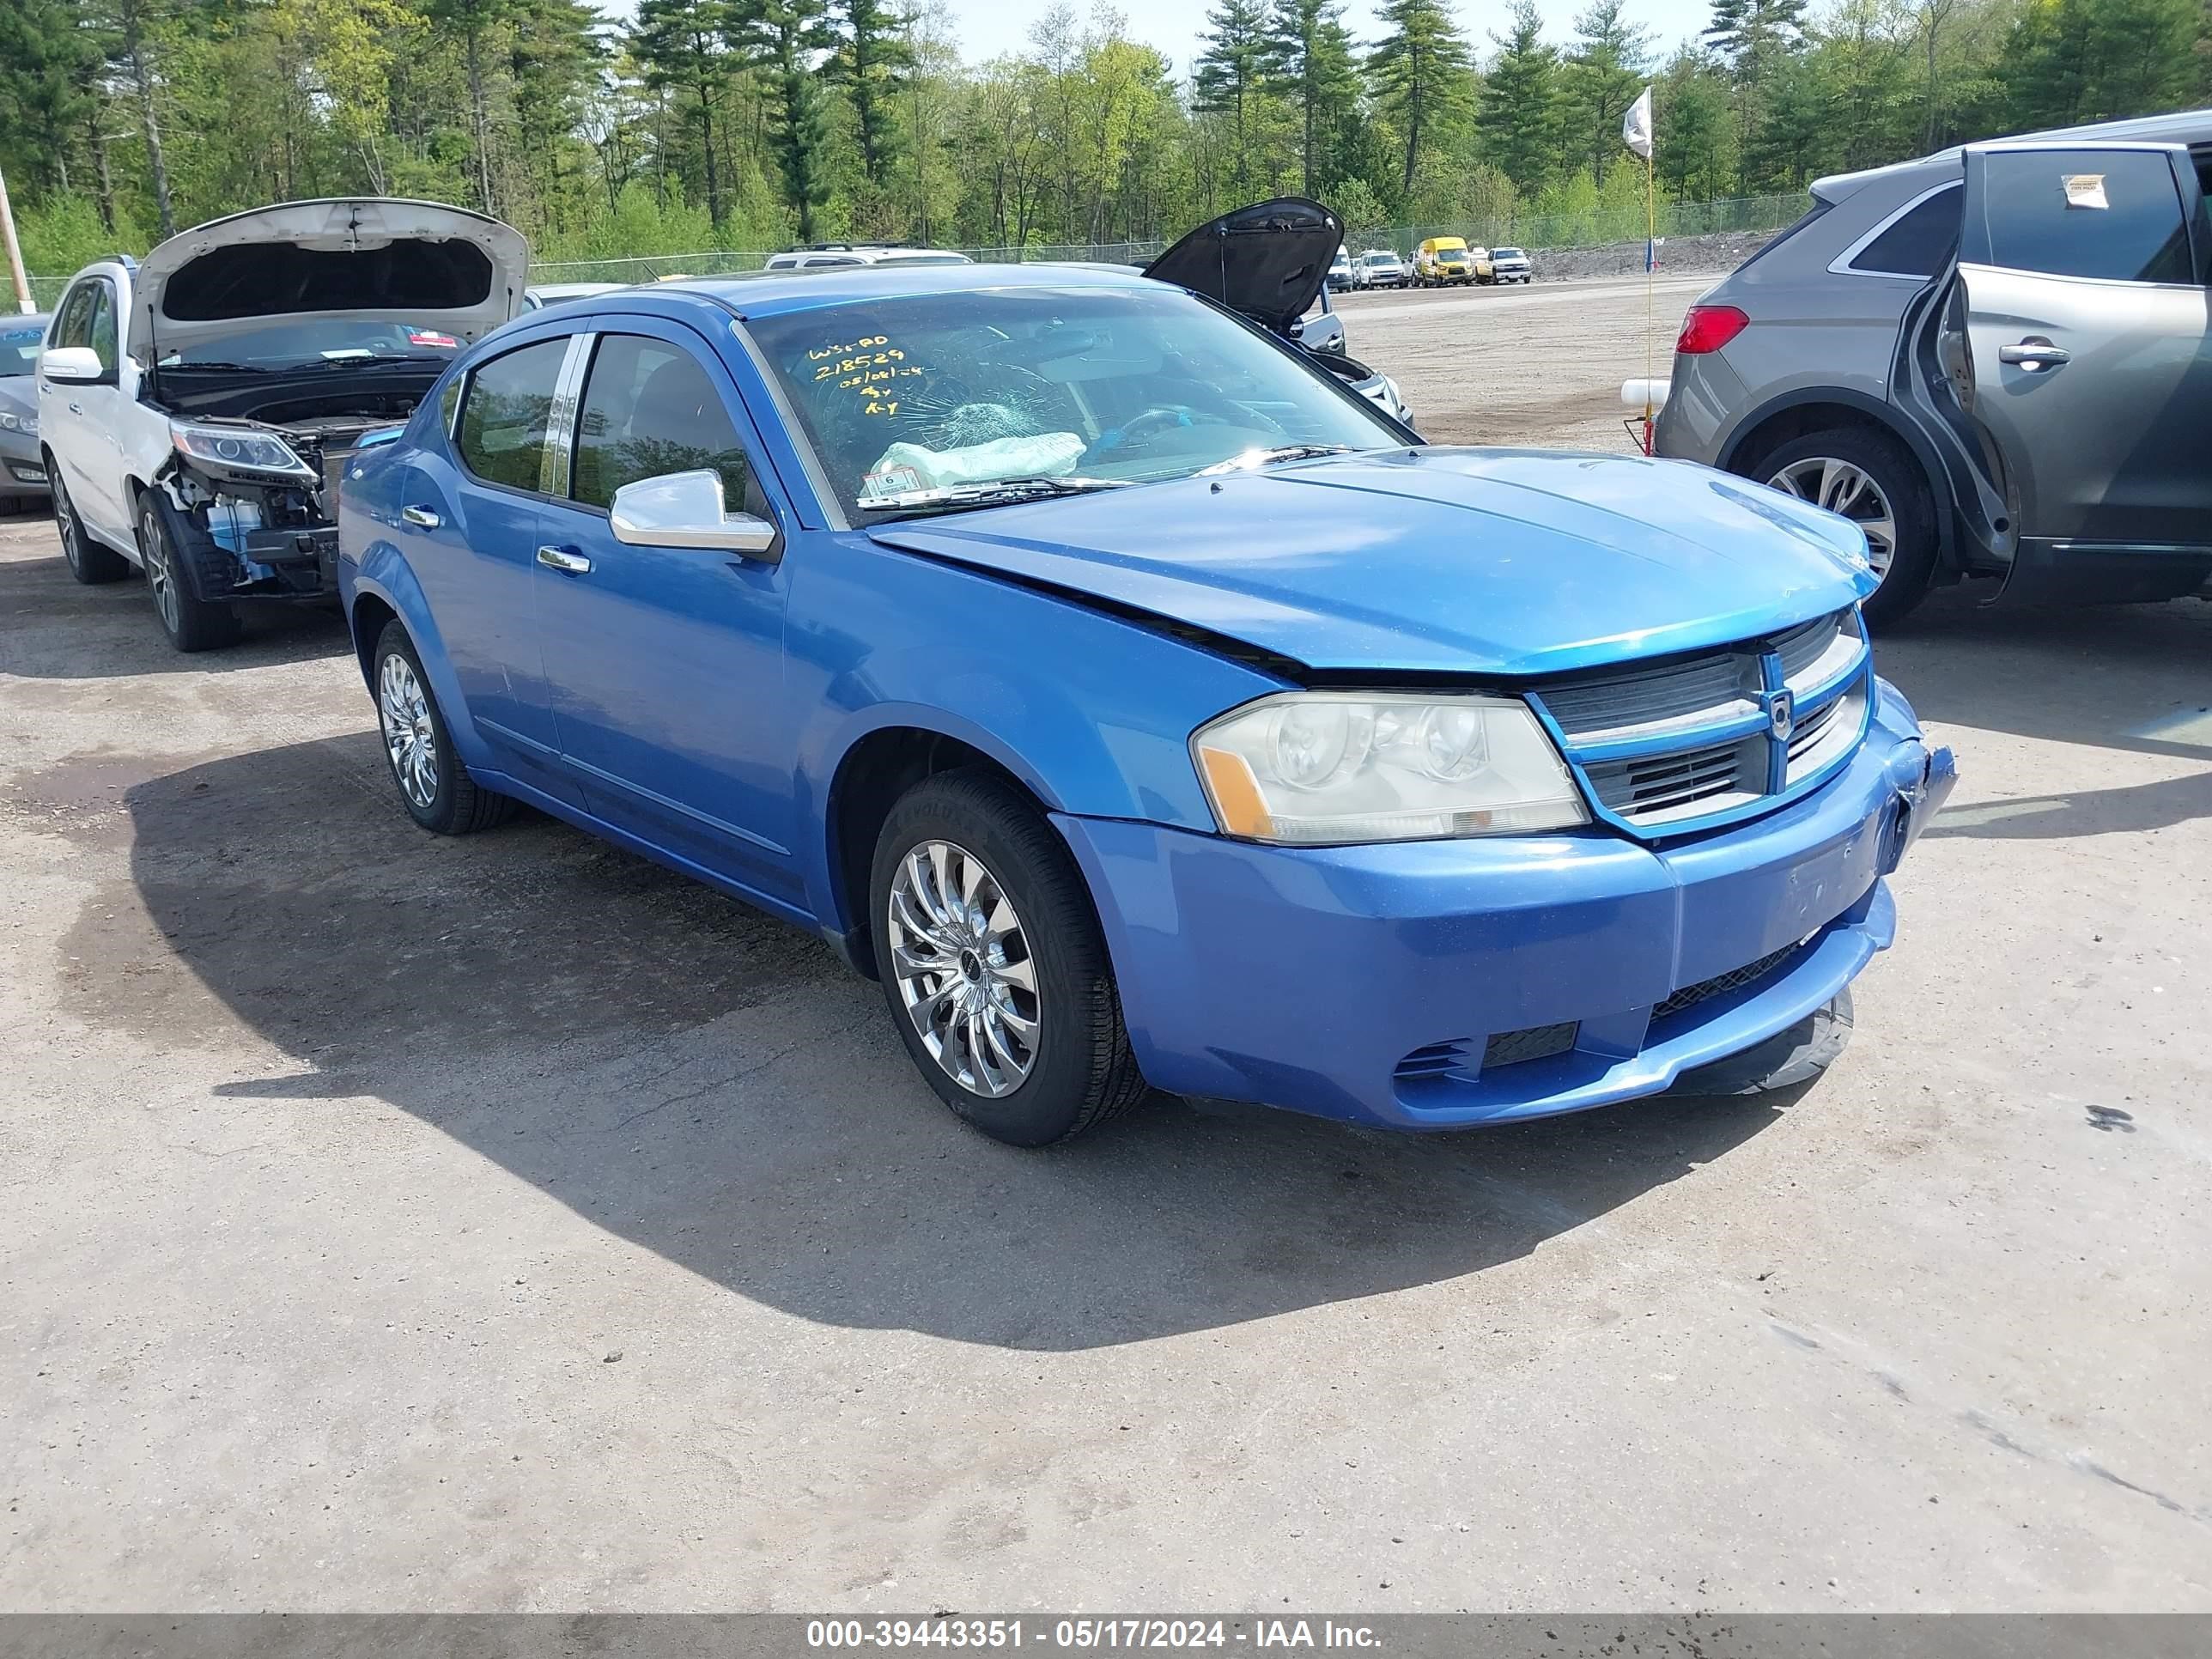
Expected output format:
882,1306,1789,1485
870,769,1148,1146
52,470,129,585
137,494,242,651
1756,428,1938,628
372,621,513,836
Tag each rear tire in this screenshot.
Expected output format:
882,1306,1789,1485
137,494,242,651
1753,427,1938,629
869,768,1149,1147
371,621,514,836
52,471,129,585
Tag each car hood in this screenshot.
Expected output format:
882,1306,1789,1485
134,198,530,358
1145,198,1341,335
0,376,36,419
868,448,1878,678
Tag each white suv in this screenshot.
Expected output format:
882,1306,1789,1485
762,245,973,271
40,198,526,650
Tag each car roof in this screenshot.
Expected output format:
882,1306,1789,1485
1814,105,2212,200
663,259,1164,319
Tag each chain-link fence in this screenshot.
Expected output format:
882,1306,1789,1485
17,193,1803,306
521,195,1807,288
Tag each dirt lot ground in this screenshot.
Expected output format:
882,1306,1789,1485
3,276,2209,1613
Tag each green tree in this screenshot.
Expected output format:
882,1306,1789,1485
1194,0,1279,199
629,0,734,231
2001,0,2203,126
1267,0,1360,196
1368,0,1474,198
1558,0,1650,185
1478,0,1561,194
830,0,913,188
735,0,837,242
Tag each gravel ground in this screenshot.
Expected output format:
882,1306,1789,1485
3,275,2209,1613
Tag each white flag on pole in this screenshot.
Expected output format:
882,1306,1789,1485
1622,86,1655,160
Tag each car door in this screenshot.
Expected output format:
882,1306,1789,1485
38,283,102,526
530,321,801,905
72,279,134,536
410,331,577,779
1952,142,2212,573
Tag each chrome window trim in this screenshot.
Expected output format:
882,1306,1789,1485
1828,179,1962,279
540,331,596,499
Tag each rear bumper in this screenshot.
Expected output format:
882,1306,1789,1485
1058,678,1953,1131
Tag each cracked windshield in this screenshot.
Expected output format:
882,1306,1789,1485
746,285,1400,518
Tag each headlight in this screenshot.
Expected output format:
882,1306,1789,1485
170,419,316,481
0,410,27,434
1191,692,1588,844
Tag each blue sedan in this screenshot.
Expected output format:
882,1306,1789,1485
337,262,1955,1146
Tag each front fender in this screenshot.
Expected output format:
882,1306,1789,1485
786,535,1288,933
344,539,495,771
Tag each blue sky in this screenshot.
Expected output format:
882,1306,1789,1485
937,0,1717,73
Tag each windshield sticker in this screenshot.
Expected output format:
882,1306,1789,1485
2063,173,2108,210
407,329,459,348
860,464,925,499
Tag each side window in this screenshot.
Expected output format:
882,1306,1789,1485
1849,185,1960,277
87,283,118,372
1979,149,2195,283
50,283,95,351
456,337,572,492
570,333,762,517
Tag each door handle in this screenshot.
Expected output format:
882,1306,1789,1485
1998,339,2069,370
536,544,592,574
68,402,82,415
400,505,441,529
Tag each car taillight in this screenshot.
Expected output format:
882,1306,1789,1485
1675,305,1749,356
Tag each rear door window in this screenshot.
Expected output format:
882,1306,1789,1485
569,333,763,517
456,337,572,492
1976,149,2197,283
1848,185,1960,277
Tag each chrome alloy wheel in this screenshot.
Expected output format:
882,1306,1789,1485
1768,456,1897,576
378,652,441,811
141,507,181,632
886,839,1040,1098
54,481,82,573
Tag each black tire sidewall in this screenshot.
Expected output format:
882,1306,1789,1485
373,623,462,833
868,774,1124,1147
1754,428,1939,628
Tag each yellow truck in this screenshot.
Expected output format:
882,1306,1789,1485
1413,236,1476,286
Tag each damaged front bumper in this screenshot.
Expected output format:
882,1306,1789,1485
154,459,343,605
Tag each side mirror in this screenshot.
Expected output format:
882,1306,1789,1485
609,469,779,559
41,345,109,386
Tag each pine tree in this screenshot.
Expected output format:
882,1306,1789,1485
831,0,913,188
733,0,838,242
1368,0,1474,198
1194,0,1279,200
1558,0,1650,184
1266,0,1361,197
1478,0,1560,195
630,0,737,230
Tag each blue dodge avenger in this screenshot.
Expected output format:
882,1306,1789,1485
337,209,1954,1147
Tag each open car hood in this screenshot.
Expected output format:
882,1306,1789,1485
1144,198,1340,335
133,199,530,359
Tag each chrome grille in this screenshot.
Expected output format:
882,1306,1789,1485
1531,608,1871,837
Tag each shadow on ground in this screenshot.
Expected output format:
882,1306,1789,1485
0,535,351,678
64,732,1804,1350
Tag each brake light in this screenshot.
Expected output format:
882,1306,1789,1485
1675,305,1749,356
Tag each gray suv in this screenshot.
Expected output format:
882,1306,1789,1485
1657,108,2212,623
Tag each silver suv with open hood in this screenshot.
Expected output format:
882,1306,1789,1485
37,198,527,650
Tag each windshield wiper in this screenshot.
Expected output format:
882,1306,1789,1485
1197,443,1354,475
854,476,1133,516
301,352,453,369
160,361,270,373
